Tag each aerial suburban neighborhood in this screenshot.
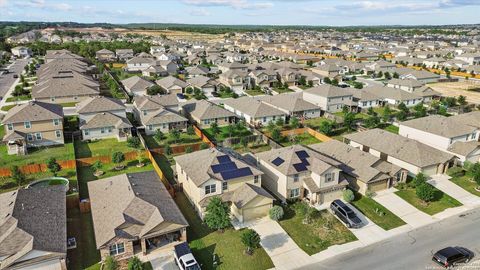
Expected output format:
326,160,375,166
0,1,480,270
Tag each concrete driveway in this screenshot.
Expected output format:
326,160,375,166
428,174,480,207
250,217,311,270
373,189,435,228
137,243,179,270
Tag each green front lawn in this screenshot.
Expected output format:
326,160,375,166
74,139,140,158
351,193,406,230
77,160,153,199
382,124,399,134
450,175,480,197
395,187,462,215
279,132,321,146
67,207,100,270
144,132,202,149
1,104,15,111
175,192,274,270
6,95,31,102
203,125,252,142
245,89,265,96
278,202,357,255
0,143,75,167
0,125,4,140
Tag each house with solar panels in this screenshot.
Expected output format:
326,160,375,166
255,145,347,205
174,148,274,223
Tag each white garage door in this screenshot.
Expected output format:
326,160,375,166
243,204,271,222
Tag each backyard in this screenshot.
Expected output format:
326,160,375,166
174,192,274,270
67,208,100,270
203,125,253,142
74,138,140,158
278,131,321,146
0,142,75,167
395,186,462,215
0,168,78,193
144,132,202,149
350,193,406,230
278,202,357,255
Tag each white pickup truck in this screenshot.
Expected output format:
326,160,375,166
174,242,201,270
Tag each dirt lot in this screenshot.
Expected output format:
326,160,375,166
429,81,480,104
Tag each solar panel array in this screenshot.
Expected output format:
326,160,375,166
221,167,253,180
217,155,232,164
211,162,238,173
272,157,285,166
212,154,254,181
293,150,310,172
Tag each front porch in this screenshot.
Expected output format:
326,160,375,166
133,228,186,256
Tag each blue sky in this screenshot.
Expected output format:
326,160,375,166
0,0,479,26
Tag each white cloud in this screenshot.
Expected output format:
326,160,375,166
0,0,8,7
189,8,212,16
183,0,273,10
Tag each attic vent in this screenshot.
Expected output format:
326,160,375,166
9,201,13,206
5,213,10,218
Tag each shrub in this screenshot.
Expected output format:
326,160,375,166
200,142,209,150
185,146,193,153
187,126,195,135
240,229,261,255
112,151,125,164
127,137,141,149
271,128,282,141
269,205,284,221
413,173,427,187
343,189,355,202
204,197,231,231
164,145,172,155
46,157,61,176
11,165,25,187
154,129,165,141
416,183,435,202
127,256,143,270
92,160,103,173
365,190,376,198
104,256,118,270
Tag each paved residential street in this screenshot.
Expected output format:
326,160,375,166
304,207,480,270
0,59,29,98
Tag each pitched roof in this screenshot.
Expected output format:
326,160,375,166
2,101,63,124
141,107,187,125
134,94,180,110
181,100,235,120
222,96,286,118
88,171,188,248
400,115,477,138
255,93,320,113
344,129,454,168
305,84,353,98
230,183,273,208
156,76,188,89
80,112,132,130
76,96,125,114
121,76,154,92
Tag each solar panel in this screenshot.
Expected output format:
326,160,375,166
272,157,285,166
293,163,308,172
301,159,310,166
211,162,238,173
217,155,232,164
296,150,310,159
221,167,253,180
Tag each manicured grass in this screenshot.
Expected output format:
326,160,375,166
6,95,31,102
351,193,406,230
60,102,78,107
67,207,101,270
203,125,252,142
0,143,75,167
77,160,153,199
1,104,15,111
304,117,331,129
382,124,399,134
395,187,462,215
74,139,140,158
0,125,4,140
245,89,265,96
280,132,321,146
278,202,357,255
233,143,271,154
152,152,175,185
144,132,202,149
450,175,480,197
0,168,77,193
175,192,274,270
334,112,369,120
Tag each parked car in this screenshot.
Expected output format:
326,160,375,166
330,199,362,228
174,242,201,270
432,246,473,268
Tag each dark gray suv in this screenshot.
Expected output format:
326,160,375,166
330,199,363,228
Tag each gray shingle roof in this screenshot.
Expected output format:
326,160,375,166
255,93,320,113
223,96,286,118
305,84,353,98
181,100,235,121
80,112,132,130
400,115,476,138
88,171,188,248
121,76,155,93
76,96,126,114
2,101,63,124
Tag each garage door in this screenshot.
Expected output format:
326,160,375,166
368,180,388,192
243,204,271,222
321,189,342,203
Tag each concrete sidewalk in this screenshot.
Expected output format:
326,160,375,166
373,189,435,228
250,217,311,270
428,174,480,207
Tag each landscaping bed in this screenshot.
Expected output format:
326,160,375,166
175,192,274,270
351,193,406,230
278,202,357,255
395,186,462,215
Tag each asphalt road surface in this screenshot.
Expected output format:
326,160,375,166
0,59,29,98
303,208,480,270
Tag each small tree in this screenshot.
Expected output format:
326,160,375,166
470,163,480,189
204,197,231,231
154,129,165,141
127,137,141,149
269,205,284,221
266,121,276,133
364,115,380,128
343,189,355,203
382,105,392,123
271,128,282,142
11,165,25,187
147,85,165,95
92,160,103,175
343,112,355,130
414,173,427,187
416,183,435,202
240,229,261,255
275,118,284,127
318,120,334,136
240,137,248,149
226,124,235,138
210,122,220,136
112,152,125,167
127,256,143,270
164,145,173,155
290,116,299,129
187,126,195,135
171,129,181,144
46,157,61,176
104,256,118,270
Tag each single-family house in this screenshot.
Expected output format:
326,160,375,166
181,100,236,128
121,76,155,96
156,76,188,95
222,96,287,127
95,49,116,62
116,49,134,61
302,85,354,113
255,93,321,119
10,46,32,58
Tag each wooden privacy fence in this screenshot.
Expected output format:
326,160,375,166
145,149,176,198
193,125,215,147
150,142,206,155
76,151,140,167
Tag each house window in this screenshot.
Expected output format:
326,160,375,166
254,175,259,184
51,97,56,102
205,184,216,195
109,243,125,256
325,172,335,183
263,117,267,122
143,110,148,116
24,121,31,129
35,133,42,140
84,129,90,136
7,124,13,131
55,130,62,138
108,127,113,133
289,188,300,198
26,134,33,141
148,125,153,131
293,174,299,182
222,182,228,191
101,128,106,134
53,119,60,126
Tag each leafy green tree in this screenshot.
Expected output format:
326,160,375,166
364,115,380,128
46,157,61,176
240,229,261,255
271,128,282,142
398,102,409,114
367,107,375,116
171,129,181,144
127,256,143,270
382,105,392,122
393,72,399,78
154,129,165,141
127,137,141,149
343,112,355,130
323,77,331,84
164,145,173,155
186,126,195,135
210,122,220,136
147,85,165,95
318,120,334,136
204,197,231,231
414,173,427,187
416,183,435,202
11,165,25,187
104,256,118,270
470,163,480,188
413,102,427,118
226,124,235,138
112,152,125,165
396,110,407,121
266,121,276,133
343,189,355,202
275,118,284,127
290,116,299,129
269,205,284,221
